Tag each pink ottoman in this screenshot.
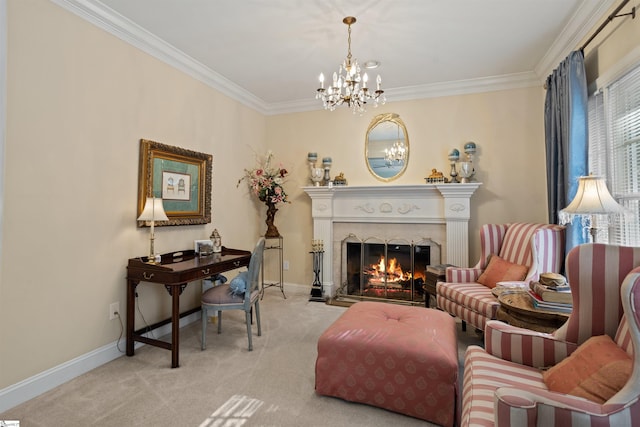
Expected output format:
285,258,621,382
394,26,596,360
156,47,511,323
315,301,458,427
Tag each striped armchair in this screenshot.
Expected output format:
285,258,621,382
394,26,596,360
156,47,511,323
461,243,640,426
436,223,565,331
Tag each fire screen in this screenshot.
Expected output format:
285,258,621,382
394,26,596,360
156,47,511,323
340,234,441,303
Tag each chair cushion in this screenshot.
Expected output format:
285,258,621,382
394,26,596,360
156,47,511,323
202,283,245,305
229,270,249,295
477,254,528,289
542,335,632,403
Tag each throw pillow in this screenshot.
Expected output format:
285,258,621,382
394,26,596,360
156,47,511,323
477,254,528,288
542,335,632,404
229,270,249,296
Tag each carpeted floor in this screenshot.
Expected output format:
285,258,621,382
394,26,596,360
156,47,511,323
0,288,482,426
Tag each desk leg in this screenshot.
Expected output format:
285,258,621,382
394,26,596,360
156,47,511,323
126,279,139,357
169,284,184,368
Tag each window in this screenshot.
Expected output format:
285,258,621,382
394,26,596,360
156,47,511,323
588,64,640,246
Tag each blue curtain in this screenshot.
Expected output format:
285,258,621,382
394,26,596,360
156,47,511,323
544,50,588,257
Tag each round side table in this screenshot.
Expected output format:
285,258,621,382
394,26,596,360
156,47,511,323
495,289,570,333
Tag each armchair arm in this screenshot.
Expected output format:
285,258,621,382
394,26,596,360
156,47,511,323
485,320,578,368
495,387,625,427
446,267,483,283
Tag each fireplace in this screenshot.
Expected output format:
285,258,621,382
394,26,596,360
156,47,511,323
304,184,481,298
340,235,441,303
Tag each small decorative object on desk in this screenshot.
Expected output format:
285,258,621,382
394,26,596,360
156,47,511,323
210,229,222,253
238,150,289,238
425,168,448,183
195,239,214,256
333,172,348,186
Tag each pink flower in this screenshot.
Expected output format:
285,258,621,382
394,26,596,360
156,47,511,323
237,151,289,205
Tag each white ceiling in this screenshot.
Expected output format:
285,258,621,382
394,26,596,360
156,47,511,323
57,0,616,114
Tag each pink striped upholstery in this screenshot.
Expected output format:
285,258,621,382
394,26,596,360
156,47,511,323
437,223,565,331
460,244,640,427
554,244,640,346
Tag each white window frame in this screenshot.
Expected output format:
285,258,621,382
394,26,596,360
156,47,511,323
588,48,640,247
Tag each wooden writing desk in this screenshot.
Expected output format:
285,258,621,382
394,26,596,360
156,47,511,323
126,247,251,368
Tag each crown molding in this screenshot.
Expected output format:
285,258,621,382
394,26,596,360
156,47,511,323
51,0,611,116
50,0,271,115
267,72,541,115
535,0,617,80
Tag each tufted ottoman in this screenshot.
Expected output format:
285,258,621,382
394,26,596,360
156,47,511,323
315,301,458,427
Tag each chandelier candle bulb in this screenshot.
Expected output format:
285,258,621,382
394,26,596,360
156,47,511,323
319,73,324,89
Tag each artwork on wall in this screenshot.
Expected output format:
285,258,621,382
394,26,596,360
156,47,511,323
137,139,212,226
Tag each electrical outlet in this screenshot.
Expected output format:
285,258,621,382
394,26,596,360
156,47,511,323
283,260,290,270
109,302,120,320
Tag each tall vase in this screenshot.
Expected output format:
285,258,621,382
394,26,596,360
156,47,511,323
265,202,280,238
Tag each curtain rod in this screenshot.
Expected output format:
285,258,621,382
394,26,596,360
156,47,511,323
581,0,636,52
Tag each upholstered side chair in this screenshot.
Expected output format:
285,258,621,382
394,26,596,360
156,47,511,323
461,243,640,426
437,223,565,331
201,237,265,351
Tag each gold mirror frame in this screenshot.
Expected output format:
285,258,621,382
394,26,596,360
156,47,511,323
365,113,409,182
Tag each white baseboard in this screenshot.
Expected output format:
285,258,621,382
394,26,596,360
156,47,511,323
0,281,310,413
0,310,200,413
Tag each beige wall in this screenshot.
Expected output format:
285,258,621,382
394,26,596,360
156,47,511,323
267,87,550,286
1,0,265,388
2,0,638,399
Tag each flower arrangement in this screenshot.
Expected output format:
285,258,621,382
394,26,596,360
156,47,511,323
237,150,289,205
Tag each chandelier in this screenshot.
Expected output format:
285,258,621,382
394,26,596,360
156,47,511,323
316,16,386,114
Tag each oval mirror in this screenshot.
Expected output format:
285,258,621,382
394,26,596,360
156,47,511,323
365,113,409,181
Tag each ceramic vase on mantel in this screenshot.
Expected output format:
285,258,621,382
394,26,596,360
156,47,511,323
265,202,280,238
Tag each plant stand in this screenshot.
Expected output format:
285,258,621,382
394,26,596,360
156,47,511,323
261,236,285,299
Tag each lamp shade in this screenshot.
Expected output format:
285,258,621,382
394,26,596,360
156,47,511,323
137,197,169,221
560,175,627,216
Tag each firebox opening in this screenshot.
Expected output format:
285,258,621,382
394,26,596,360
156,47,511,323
340,236,440,304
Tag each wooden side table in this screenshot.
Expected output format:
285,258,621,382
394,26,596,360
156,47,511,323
423,271,445,308
496,290,570,333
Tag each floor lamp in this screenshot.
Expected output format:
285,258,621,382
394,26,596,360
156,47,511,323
559,175,628,243
138,197,169,263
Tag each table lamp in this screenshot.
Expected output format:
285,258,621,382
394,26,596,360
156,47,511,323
559,174,628,243
137,197,169,263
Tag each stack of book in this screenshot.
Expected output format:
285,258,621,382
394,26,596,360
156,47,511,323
426,263,456,276
528,280,572,313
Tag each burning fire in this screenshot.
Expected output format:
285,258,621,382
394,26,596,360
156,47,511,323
365,256,411,284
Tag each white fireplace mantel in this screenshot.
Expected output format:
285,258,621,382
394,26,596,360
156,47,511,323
303,183,481,297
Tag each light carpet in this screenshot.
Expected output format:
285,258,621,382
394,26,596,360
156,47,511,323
1,289,482,426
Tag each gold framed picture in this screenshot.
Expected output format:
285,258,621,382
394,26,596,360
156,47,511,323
137,139,212,226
